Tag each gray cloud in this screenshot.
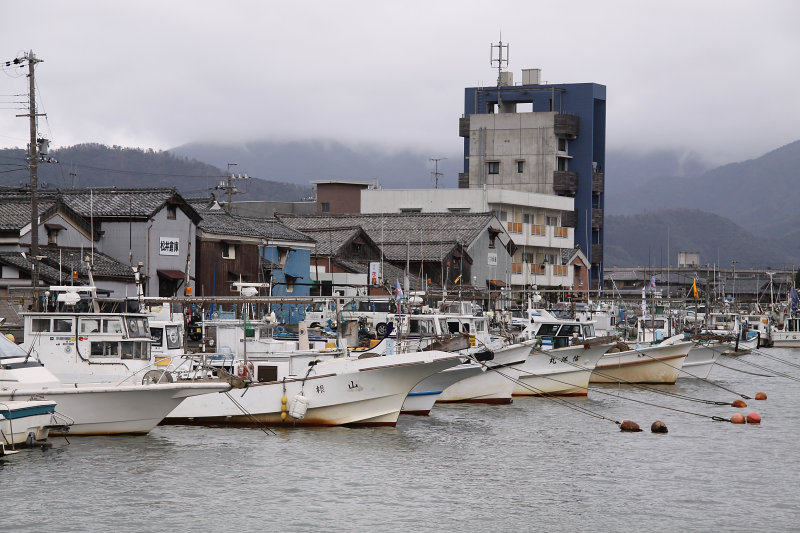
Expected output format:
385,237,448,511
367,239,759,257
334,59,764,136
2,0,799,166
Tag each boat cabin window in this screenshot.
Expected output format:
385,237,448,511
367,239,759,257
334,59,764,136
103,319,123,334
409,319,435,335
165,325,182,349
126,317,149,337
150,327,164,347
31,318,51,332
557,324,582,338
121,341,149,360
475,320,486,333
537,324,560,337
80,318,101,334
32,317,73,333
53,319,73,333
91,341,120,357
582,324,595,338
643,319,666,329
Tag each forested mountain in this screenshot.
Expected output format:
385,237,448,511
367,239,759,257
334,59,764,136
3,139,799,269
0,144,313,201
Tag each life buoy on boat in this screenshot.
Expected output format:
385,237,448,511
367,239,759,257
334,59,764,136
236,360,255,378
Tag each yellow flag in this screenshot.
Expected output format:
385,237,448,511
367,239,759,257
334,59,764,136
454,274,462,284
692,279,699,299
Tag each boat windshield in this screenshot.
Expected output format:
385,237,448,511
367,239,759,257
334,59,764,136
0,333,27,360
537,324,560,337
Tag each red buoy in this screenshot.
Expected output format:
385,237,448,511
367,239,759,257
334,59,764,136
619,420,642,432
730,413,746,424
755,392,767,401
746,412,761,424
731,399,747,408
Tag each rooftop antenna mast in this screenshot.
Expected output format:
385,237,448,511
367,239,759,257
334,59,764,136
430,157,446,189
490,36,509,108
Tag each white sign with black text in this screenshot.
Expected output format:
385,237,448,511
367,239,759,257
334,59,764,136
159,237,180,256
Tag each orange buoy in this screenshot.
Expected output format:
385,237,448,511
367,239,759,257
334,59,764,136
731,399,747,408
746,412,761,424
730,413,746,424
620,420,642,432
755,392,767,401
651,420,668,433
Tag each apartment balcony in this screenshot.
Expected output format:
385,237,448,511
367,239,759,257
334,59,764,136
592,208,604,229
591,244,603,265
592,172,604,195
554,114,579,139
459,116,470,138
553,171,578,196
561,210,577,228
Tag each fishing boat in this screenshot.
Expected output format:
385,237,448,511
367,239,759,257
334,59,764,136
1,322,230,435
165,349,463,427
0,399,60,454
590,340,690,384
388,311,528,404
513,340,616,396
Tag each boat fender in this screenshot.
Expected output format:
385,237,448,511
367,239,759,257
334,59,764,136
289,394,309,419
755,391,767,400
474,350,494,362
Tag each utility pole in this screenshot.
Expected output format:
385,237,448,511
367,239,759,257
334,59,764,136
430,157,446,189
17,51,45,311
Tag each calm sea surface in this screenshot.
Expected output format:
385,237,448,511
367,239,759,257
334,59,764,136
5,348,800,532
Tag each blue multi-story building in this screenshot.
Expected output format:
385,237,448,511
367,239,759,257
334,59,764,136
460,68,606,290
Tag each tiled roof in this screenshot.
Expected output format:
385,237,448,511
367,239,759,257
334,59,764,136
379,242,463,262
278,212,494,248
0,187,200,222
0,199,55,231
191,199,313,243
0,248,134,284
37,247,135,279
300,227,365,256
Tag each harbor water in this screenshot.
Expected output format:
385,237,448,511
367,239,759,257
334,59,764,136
4,348,800,532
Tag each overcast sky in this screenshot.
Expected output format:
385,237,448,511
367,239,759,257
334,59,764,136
2,1,799,166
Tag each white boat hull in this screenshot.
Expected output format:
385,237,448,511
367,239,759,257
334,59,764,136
0,400,56,446
590,342,690,384
166,351,462,427
402,362,486,415
514,343,613,396
770,333,800,348
680,342,727,379
0,382,230,435
437,343,528,404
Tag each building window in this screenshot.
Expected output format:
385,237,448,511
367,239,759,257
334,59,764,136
222,242,236,260
558,138,567,152
499,210,507,222
546,215,558,226
523,213,531,224
47,228,59,245
516,161,524,173
557,157,567,171
167,205,177,220
487,161,499,175
400,208,422,213
321,202,330,213
448,207,470,213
